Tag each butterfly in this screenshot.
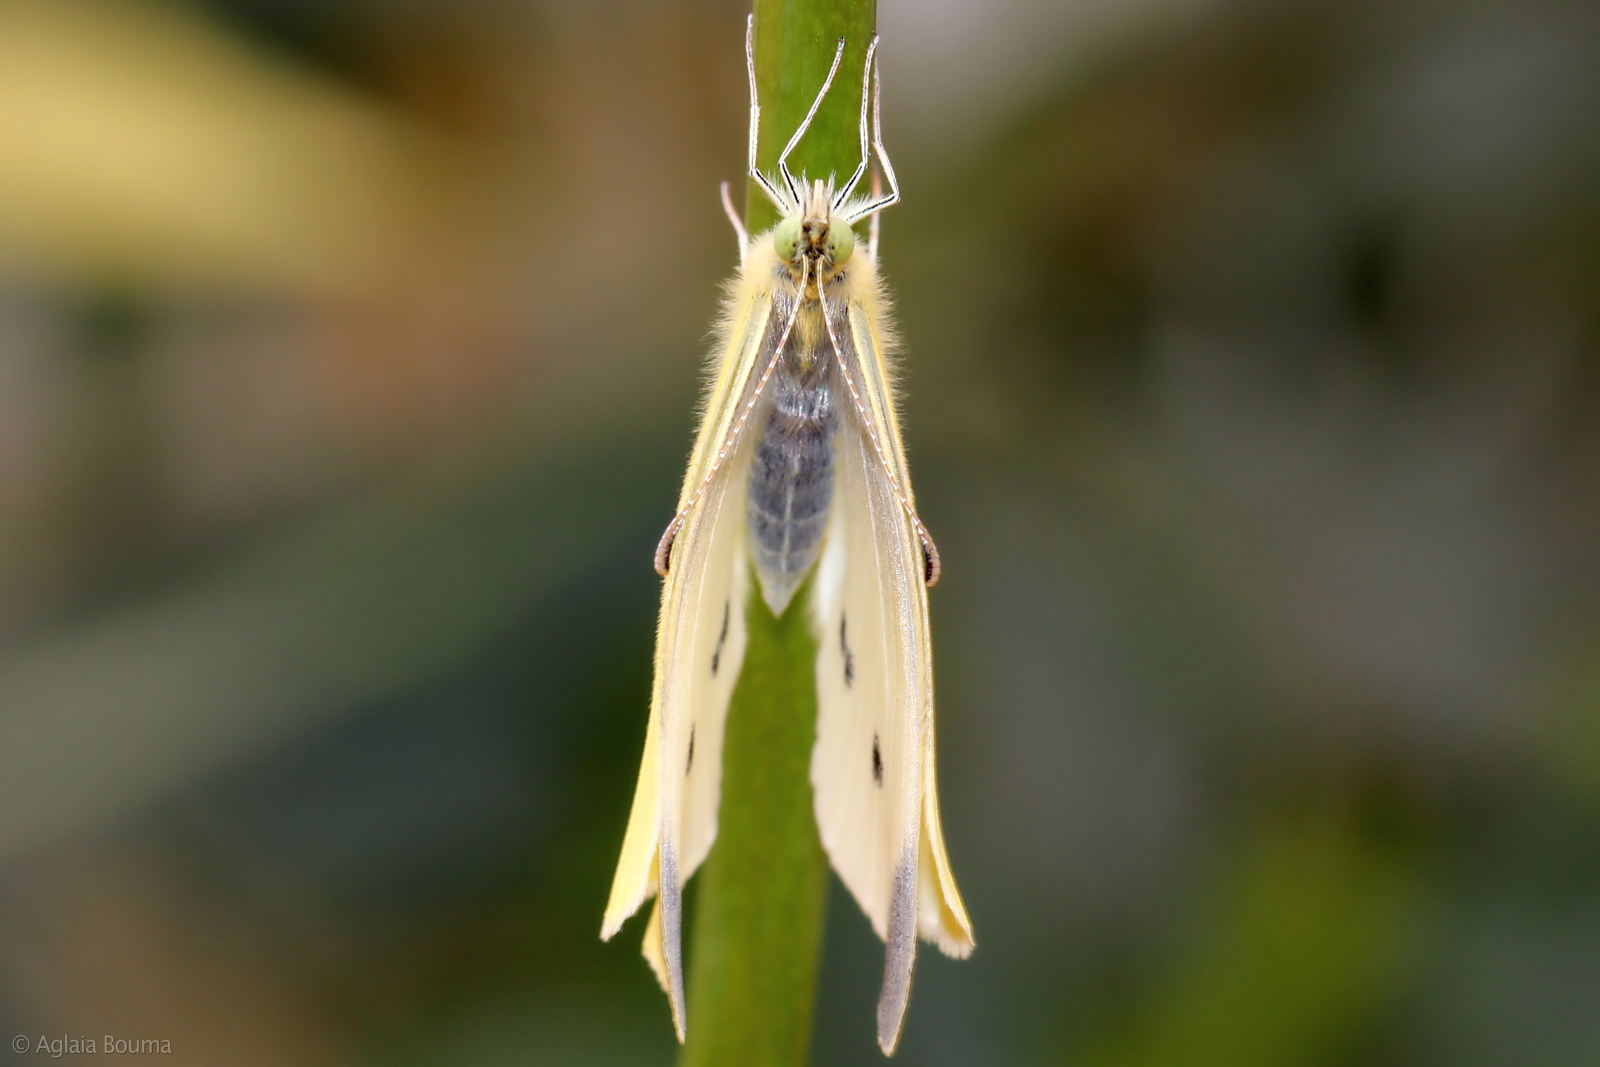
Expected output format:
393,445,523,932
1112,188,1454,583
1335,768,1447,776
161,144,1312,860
601,18,973,1055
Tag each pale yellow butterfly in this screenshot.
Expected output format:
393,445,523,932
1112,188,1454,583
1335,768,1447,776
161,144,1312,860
600,18,973,1056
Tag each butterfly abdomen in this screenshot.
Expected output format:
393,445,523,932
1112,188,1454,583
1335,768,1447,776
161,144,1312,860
747,348,836,615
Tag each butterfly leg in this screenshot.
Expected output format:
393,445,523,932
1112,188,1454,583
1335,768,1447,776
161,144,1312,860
720,181,748,266
833,35,880,211
841,58,900,224
743,15,789,211
867,171,882,260
776,36,847,202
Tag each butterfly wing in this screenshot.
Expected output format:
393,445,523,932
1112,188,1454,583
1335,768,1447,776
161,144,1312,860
602,258,783,1040
811,267,974,1055
641,428,754,1035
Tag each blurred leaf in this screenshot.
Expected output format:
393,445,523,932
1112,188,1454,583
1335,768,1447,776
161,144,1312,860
1085,810,1424,1067
0,0,423,294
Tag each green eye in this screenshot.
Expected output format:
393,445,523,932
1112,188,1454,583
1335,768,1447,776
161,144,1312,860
829,223,855,263
773,217,801,259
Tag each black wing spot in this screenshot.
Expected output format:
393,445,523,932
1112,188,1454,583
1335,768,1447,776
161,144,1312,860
840,615,855,688
710,600,731,676
872,734,883,786
686,724,696,776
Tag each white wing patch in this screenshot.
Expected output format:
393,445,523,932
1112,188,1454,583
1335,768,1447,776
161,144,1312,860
661,449,751,877
811,419,909,944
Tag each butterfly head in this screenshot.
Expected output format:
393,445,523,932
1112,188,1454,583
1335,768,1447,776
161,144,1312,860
773,179,855,276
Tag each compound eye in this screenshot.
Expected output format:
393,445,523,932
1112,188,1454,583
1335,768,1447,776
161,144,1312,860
772,216,802,260
828,222,855,263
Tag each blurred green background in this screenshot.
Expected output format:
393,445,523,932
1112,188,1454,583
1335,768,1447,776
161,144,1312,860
1,0,1599,1063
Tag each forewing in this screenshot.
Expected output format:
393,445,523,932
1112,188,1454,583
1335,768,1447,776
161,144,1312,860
811,285,974,1055
813,395,925,1054
648,430,753,1038
602,262,783,1041
844,289,972,957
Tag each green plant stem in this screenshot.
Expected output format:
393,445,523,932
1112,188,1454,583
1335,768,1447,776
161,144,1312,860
745,0,879,237
679,583,827,1067
680,3,876,1065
